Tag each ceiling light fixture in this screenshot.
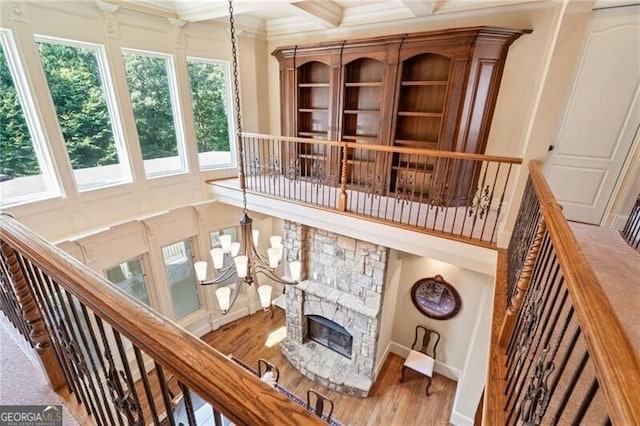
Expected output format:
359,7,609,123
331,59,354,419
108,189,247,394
195,0,302,315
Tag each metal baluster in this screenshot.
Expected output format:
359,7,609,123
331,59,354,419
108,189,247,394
79,304,118,426
112,329,145,425
63,289,112,425
551,351,590,423
51,284,101,419
19,260,77,399
133,346,160,425
506,259,563,422
179,381,197,426
479,162,501,241
38,272,91,408
154,363,176,426
491,163,513,244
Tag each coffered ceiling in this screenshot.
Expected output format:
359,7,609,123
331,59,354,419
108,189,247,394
106,0,552,37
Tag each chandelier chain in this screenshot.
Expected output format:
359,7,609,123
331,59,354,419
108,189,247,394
228,0,247,214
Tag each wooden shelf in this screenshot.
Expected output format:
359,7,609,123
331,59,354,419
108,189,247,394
343,135,378,141
345,82,383,87
346,158,376,165
299,83,330,88
392,162,434,171
397,111,442,118
298,131,327,138
395,139,439,147
299,154,327,160
344,109,380,114
401,81,448,87
298,108,329,113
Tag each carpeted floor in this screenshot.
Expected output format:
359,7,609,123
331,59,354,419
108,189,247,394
0,317,80,425
569,222,640,353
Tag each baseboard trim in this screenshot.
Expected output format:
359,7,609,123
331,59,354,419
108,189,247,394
450,410,474,426
375,341,392,378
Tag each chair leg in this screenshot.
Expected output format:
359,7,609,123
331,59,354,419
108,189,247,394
425,376,432,396
399,366,406,383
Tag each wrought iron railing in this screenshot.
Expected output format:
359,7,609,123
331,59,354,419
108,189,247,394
0,214,323,426
622,193,640,251
240,133,522,247
486,161,640,425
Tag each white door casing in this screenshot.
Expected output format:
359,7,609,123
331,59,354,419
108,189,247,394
545,5,640,224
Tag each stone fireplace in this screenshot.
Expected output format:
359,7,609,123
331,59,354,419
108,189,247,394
281,222,388,397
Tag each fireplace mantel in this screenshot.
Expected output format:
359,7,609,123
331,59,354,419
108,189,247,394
296,280,379,318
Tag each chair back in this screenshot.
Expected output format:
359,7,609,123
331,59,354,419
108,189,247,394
258,358,280,384
306,389,334,422
412,325,440,359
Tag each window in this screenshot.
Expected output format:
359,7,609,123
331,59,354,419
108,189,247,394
187,58,234,169
105,257,150,306
162,239,201,319
0,29,59,206
36,37,131,191
122,50,186,177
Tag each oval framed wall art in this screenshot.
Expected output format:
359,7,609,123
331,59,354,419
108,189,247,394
410,275,461,320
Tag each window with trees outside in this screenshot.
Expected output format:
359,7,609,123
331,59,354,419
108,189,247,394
36,37,131,191
0,29,59,206
187,58,234,169
122,50,186,177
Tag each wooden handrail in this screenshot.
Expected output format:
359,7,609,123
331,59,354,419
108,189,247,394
242,132,523,164
527,160,640,424
0,215,323,426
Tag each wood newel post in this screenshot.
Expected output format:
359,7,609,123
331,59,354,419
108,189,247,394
0,242,66,390
338,143,348,211
498,216,547,347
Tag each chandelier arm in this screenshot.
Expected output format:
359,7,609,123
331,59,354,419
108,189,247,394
252,264,298,286
199,264,237,286
225,278,243,313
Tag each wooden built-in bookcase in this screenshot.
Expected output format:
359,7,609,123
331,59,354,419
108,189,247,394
273,26,529,199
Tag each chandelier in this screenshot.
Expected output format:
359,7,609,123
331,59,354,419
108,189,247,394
195,0,302,315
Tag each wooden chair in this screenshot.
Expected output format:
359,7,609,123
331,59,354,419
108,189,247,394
258,358,279,386
306,389,334,422
399,325,441,396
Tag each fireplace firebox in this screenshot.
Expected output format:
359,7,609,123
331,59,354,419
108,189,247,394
307,315,353,359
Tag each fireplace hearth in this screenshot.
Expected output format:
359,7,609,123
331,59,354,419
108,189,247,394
308,315,353,359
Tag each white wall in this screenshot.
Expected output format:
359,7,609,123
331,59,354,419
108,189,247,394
388,253,493,424
375,249,402,377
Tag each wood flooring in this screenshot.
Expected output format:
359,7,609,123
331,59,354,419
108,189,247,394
201,308,457,426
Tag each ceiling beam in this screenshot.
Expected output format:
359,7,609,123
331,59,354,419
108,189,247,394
289,0,343,28
398,0,448,16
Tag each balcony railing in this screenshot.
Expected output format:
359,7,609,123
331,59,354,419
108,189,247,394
485,161,640,425
240,133,522,247
0,214,323,426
